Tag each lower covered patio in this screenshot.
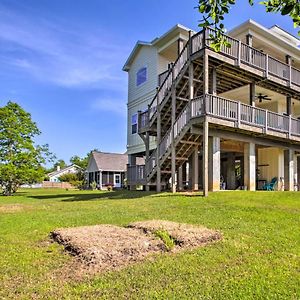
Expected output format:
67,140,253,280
176,135,300,192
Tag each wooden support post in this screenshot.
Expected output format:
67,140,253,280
246,34,253,65
265,54,269,78
145,132,150,191
286,95,292,116
208,136,220,191
178,165,183,191
177,38,184,57
286,55,292,86
188,61,194,118
171,67,176,193
202,119,209,196
192,146,199,191
246,34,253,47
212,67,217,96
202,50,209,197
156,90,161,193
203,51,209,95
182,162,187,189
244,143,256,191
189,62,194,101
249,82,255,107
284,149,294,191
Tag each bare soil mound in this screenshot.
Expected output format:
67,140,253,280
51,221,221,272
128,220,222,249
51,225,164,271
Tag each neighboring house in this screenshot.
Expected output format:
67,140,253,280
124,19,300,193
86,151,128,189
47,164,82,182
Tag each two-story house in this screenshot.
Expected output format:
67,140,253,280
123,19,300,195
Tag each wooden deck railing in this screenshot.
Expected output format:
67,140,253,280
203,28,300,84
148,42,189,120
158,70,169,86
194,94,300,138
139,28,300,135
141,93,300,179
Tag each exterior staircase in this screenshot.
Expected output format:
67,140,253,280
128,28,300,190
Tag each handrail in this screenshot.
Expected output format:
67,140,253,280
140,27,300,134
158,70,169,86
146,93,300,178
148,41,190,120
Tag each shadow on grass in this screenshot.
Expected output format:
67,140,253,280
30,190,157,202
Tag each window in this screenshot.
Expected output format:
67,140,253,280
131,114,138,134
136,67,147,86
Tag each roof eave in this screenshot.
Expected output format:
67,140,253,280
122,41,152,72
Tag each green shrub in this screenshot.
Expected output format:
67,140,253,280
90,181,97,190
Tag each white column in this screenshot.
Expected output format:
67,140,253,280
99,171,102,190
284,149,294,191
208,137,220,191
244,143,256,191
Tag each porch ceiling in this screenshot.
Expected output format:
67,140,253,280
220,85,300,116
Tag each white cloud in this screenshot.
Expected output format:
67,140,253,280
0,6,128,89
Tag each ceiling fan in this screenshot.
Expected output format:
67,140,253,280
255,93,272,103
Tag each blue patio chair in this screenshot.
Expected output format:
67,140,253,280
262,177,278,191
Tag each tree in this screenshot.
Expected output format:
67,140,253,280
197,0,300,50
58,172,85,189
0,101,53,195
46,159,66,173
70,148,99,169
54,159,66,169
70,155,89,169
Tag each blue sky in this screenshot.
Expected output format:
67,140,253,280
0,0,298,165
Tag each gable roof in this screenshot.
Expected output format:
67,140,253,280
47,164,82,177
122,24,193,72
228,19,300,53
89,151,128,172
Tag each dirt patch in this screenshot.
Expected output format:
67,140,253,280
51,225,164,272
51,221,221,273
128,220,222,249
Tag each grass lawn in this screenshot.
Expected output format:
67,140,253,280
0,188,299,299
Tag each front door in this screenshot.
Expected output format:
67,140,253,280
114,174,121,188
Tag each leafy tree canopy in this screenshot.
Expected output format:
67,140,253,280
197,0,300,50
70,155,89,169
0,101,53,195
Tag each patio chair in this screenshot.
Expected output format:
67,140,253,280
262,177,278,191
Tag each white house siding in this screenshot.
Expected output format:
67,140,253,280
127,89,157,154
128,46,158,102
158,54,170,74
49,166,79,182
127,46,159,155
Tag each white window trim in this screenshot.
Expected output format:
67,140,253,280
131,113,138,135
